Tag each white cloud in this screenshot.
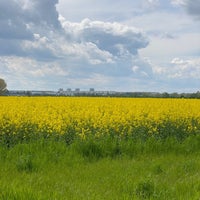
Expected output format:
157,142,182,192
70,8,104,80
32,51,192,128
60,18,149,57
145,57,200,92
1,57,67,80
169,57,200,79
152,57,200,80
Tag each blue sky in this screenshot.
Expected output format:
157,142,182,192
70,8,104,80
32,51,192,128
0,0,199,92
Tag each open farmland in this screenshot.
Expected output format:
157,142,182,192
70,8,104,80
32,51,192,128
1,97,200,144
0,97,200,199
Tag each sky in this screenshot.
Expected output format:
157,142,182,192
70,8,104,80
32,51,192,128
0,0,200,92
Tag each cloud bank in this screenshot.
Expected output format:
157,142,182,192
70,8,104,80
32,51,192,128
172,0,200,20
0,0,199,92
0,0,154,91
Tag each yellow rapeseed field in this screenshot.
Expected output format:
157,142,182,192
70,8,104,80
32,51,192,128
0,97,200,142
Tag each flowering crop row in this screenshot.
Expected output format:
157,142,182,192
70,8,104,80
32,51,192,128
0,97,200,144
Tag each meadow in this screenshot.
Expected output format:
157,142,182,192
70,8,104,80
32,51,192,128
0,97,200,199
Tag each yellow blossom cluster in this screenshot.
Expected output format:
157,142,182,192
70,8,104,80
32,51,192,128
0,97,200,141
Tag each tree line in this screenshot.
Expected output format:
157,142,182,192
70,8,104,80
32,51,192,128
0,78,199,98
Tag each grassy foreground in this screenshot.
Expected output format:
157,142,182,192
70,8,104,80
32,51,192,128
1,136,200,200
1,97,200,199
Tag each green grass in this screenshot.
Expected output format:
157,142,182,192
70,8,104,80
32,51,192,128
0,136,200,199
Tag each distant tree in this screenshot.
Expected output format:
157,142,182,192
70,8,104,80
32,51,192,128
170,92,179,98
196,91,200,99
162,92,169,98
0,78,7,95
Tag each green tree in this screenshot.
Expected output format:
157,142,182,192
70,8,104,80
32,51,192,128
0,78,7,95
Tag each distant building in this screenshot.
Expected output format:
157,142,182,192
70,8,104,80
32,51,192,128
89,88,95,93
75,88,80,93
58,88,64,95
66,88,73,96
